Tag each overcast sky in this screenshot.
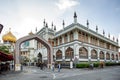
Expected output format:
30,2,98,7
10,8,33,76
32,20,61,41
0,0,120,43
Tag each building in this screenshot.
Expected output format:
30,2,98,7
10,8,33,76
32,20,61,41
2,28,16,54
1,29,36,65
20,32,37,65
33,12,120,64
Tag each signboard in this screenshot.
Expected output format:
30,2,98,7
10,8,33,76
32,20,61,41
15,64,21,71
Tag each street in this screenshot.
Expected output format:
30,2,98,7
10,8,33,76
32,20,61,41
0,66,120,80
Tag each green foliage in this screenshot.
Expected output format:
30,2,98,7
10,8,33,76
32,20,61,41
76,62,120,68
105,62,120,66
76,63,89,68
93,62,99,67
0,46,9,54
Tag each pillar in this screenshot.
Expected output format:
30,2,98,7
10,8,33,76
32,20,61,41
68,33,70,42
104,51,106,62
74,44,79,58
58,38,60,45
62,35,64,44
97,49,100,61
88,47,91,62
62,47,65,60
74,29,78,40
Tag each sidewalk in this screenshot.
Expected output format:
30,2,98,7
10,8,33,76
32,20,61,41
0,66,120,80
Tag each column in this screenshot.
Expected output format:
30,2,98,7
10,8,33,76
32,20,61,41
74,44,79,58
62,35,64,44
88,35,91,43
97,39,99,46
110,53,112,62
58,38,60,45
97,49,100,61
104,51,106,62
110,45,111,50
88,47,91,62
54,40,56,46
62,47,65,60
74,29,78,40
68,33,70,42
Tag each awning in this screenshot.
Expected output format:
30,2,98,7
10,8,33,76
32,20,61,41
0,51,13,61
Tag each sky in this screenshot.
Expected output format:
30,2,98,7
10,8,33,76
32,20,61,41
0,0,120,43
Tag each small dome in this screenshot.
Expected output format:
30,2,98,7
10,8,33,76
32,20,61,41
29,31,34,35
2,31,16,43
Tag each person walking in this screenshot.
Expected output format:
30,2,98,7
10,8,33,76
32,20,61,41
52,62,55,72
58,63,61,72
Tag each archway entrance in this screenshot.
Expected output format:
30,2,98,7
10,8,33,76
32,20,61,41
37,52,42,63
14,34,53,71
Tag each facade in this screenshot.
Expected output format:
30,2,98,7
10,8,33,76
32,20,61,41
34,12,120,64
2,29,16,54
1,29,37,64
20,32,37,64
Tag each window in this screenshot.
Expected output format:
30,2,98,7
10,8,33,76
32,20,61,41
91,49,97,59
100,51,104,59
79,47,88,59
65,47,74,59
56,50,62,59
106,53,110,60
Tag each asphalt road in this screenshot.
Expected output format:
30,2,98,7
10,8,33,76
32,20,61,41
0,66,120,80
55,66,120,80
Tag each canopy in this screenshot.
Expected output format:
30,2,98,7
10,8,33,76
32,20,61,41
0,51,13,62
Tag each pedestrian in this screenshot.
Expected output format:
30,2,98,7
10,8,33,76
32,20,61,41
41,63,43,70
58,63,61,72
52,62,55,72
89,63,94,70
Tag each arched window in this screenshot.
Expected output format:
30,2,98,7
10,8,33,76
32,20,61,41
79,47,88,59
100,51,104,59
111,54,114,60
65,47,74,59
91,49,97,59
106,53,110,60
56,50,62,59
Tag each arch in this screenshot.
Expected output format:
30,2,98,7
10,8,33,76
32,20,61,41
111,54,114,60
91,49,97,59
79,47,88,59
56,50,62,59
116,54,118,60
65,47,74,59
99,51,104,59
15,34,53,71
106,52,110,60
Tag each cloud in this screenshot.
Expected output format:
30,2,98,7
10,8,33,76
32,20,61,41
55,0,79,10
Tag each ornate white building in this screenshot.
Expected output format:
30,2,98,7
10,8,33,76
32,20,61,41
34,12,119,64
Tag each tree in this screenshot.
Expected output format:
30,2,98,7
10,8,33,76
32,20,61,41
0,46,9,54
